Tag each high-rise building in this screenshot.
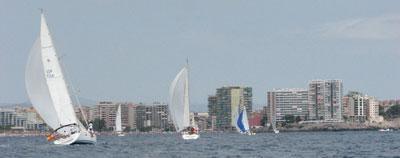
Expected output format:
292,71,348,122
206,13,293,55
366,96,383,123
151,102,169,130
0,108,33,130
262,106,270,126
207,96,217,118
267,88,308,122
74,105,91,124
342,92,383,123
92,101,130,130
0,108,17,127
18,107,45,130
207,95,217,130
342,91,367,122
208,86,252,130
127,103,137,130
136,102,170,131
308,80,343,121
192,112,209,130
94,101,117,129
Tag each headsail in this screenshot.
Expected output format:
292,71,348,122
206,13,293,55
25,13,78,130
26,37,60,129
236,106,250,133
169,66,190,132
115,105,122,132
271,104,278,132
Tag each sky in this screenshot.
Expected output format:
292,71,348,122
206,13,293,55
0,0,400,111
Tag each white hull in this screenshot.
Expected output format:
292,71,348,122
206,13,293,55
274,129,280,134
182,133,199,140
54,131,96,145
240,131,255,136
379,129,392,132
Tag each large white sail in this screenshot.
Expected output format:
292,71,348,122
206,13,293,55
26,37,60,129
271,104,278,132
26,13,78,130
169,66,190,132
115,105,122,132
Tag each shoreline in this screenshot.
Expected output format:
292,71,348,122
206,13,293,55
0,127,395,138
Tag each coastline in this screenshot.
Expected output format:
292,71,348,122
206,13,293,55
2,120,400,137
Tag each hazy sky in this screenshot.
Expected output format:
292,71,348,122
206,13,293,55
1,0,400,111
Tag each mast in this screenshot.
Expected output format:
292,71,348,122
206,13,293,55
184,58,190,127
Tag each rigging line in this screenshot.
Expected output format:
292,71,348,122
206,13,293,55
58,54,89,127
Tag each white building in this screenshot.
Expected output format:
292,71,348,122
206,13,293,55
267,88,308,122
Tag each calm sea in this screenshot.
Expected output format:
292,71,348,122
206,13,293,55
1,131,400,158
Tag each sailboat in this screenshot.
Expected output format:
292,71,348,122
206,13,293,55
271,105,279,134
235,105,254,135
169,62,199,140
25,11,96,145
115,104,125,136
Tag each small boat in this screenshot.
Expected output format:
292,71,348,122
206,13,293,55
25,11,96,145
169,61,199,140
379,128,392,132
271,104,279,134
235,105,255,135
115,104,125,136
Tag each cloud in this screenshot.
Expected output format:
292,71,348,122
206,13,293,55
319,14,400,40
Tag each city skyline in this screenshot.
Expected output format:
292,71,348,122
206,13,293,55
1,1,400,112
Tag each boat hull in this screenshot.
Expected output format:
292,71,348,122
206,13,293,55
54,131,96,145
182,133,199,140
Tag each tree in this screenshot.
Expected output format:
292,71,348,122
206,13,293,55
123,126,131,132
261,116,268,126
384,104,400,119
295,116,302,123
93,118,107,132
0,125,11,131
379,106,385,116
140,126,153,132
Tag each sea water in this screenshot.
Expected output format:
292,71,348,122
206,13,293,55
1,131,400,158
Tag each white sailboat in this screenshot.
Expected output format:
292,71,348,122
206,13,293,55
25,12,96,145
115,104,124,136
235,105,254,135
271,105,279,134
169,62,199,140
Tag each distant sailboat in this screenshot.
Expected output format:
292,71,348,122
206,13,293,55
271,105,279,134
378,128,392,132
236,105,254,135
25,11,96,145
169,62,199,140
115,104,125,136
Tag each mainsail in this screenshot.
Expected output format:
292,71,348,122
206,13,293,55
115,105,122,132
236,106,250,133
271,104,278,132
25,13,78,130
169,66,190,132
